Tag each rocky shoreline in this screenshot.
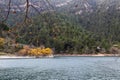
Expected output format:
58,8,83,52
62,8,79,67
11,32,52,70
0,52,53,59
0,53,119,59
0,55,54,59
55,53,120,57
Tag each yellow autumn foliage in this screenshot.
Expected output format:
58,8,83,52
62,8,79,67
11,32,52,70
28,47,53,56
28,48,42,56
0,38,5,47
42,48,53,55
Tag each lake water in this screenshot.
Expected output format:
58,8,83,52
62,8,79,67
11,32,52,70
0,57,120,80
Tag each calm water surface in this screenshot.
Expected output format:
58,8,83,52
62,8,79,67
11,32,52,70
0,57,120,80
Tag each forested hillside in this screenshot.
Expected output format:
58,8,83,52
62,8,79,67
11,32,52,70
13,13,103,54
0,0,120,54
77,5,120,43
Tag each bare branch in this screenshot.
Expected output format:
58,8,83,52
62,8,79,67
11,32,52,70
31,5,41,14
24,0,30,22
45,0,54,9
2,0,11,22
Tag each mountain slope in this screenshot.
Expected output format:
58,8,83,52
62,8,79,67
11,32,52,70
14,13,101,53
0,0,120,53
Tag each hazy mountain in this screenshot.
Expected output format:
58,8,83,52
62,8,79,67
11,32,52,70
0,0,120,14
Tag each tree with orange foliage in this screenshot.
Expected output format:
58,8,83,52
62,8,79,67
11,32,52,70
18,45,30,56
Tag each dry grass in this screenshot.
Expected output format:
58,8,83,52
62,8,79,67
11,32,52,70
0,52,7,55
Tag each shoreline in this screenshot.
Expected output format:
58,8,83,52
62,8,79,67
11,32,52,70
0,53,119,59
0,55,35,59
55,53,119,57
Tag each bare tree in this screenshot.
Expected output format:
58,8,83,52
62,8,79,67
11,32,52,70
0,0,54,23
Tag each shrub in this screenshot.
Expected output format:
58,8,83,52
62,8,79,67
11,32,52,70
28,47,53,56
28,48,43,56
18,45,53,56
0,38,5,48
17,45,31,56
18,49,28,56
41,48,53,56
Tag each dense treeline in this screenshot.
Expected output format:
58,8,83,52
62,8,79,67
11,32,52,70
1,8,120,54
77,6,120,44
9,12,110,54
